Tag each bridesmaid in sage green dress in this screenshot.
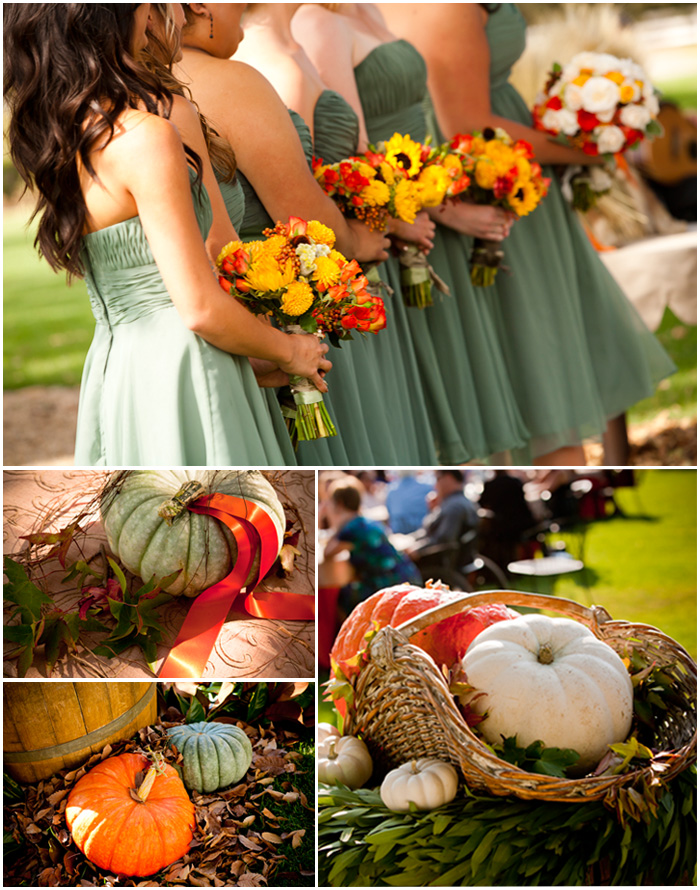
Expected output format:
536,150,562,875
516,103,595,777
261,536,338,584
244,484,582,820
236,2,439,466
295,3,531,465
380,2,676,464
5,3,330,467
180,3,438,466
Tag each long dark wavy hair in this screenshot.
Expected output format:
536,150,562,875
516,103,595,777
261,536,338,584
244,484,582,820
3,3,201,279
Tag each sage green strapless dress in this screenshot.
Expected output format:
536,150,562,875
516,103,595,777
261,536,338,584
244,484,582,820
354,41,529,464
238,104,438,466
74,169,295,466
479,5,676,457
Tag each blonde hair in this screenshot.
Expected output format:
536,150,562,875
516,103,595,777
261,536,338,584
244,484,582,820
142,3,237,182
318,3,341,11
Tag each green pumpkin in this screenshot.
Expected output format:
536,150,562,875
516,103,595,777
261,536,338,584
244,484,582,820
167,721,253,792
100,470,285,597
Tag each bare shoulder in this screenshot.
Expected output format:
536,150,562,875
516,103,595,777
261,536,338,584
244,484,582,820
169,93,200,127
101,110,184,181
294,4,351,43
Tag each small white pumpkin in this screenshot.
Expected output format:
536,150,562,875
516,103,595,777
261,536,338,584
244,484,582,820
318,722,341,746
317,735,372,789
462,613,634,771
380,759,458,812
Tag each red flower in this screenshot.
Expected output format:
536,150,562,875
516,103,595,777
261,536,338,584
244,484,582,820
328,284,348,303
514,139,534,159
340,258,363,282
218,275,232,293
351,195,364,206
341,315,358,330
363,151,385,167
577,110,599,132
450,133,474,153
545,96,563,111
344,169,370,191
582,140,599,156
323,168,339,187
285,216,308,238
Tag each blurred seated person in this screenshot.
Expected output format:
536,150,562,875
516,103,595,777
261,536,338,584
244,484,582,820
478,470,536,571
324,476,421,621
385,470,434,534
404,471,479,568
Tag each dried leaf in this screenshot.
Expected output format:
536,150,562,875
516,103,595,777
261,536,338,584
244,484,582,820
261,832,283,845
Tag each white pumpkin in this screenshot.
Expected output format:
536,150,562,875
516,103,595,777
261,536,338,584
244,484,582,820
380,759,458,812
317,735,372,789
462,613,634,771
318,722,341,746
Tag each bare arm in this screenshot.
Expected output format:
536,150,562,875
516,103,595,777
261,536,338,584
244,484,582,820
167,94,238,263
114,114,330,388
178,57,387,262
378,3,602,166
293,5,371,150
325,537,353,560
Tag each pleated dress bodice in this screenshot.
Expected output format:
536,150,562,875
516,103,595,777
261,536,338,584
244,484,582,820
75,168,296,466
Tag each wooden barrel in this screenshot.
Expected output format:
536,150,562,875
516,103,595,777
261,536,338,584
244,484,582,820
3,681,157,784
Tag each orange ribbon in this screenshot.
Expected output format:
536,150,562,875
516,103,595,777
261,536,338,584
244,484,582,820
158,493,315,679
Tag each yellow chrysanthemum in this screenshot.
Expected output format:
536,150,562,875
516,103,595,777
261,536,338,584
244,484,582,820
417,165,450,207
442,154,464,176
281,280,314,316
247,255,296,292
329,249,347,267
313,163,328,181
393,178,421,223
217,239,245,267
383,133,423,177
258,234,288,258
470,136,486,156
356,162,377,179
508,181,540,217
474,159,498,190
306,220,336,247
312,255,343,289
379,160,396,185
361,179,391,207
483,140,515,166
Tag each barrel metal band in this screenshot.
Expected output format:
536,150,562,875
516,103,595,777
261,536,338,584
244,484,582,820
4,685,155,763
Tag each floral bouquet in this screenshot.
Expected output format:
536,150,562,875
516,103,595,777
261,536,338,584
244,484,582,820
450,129,550,286
217,217,385,445
533,51,662,211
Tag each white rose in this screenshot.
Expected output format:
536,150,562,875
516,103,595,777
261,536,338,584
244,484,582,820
595,125,626,154
569,51,599,73
644,93,660,116
592,53,624,75
542,107,580,137
596,108,616,123
581,76,621,113
620,103,651,129
563,83,584,111
314,243,331,258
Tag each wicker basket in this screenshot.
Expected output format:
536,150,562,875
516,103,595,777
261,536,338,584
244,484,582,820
344,590,697,805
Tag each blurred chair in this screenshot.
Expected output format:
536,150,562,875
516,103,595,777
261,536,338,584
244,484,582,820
413,529,508,592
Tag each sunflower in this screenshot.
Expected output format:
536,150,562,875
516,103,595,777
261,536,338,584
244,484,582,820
281,280,315,316
312,255,343,289
392,178,421,223
361,179,391,207
306,220,336,248
383,133,423,177
508,181,540,216
378,160,397,185
514,155,533,187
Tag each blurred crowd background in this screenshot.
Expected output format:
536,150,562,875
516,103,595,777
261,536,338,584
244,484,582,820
317,468,696,675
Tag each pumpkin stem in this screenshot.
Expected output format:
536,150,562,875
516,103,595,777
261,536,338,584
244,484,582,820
327,739,338,761
136,765,158,802
158,481,208,525
411,760,419,774
538,643,554,665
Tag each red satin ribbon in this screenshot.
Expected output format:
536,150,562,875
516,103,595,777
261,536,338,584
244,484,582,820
158,493,315,679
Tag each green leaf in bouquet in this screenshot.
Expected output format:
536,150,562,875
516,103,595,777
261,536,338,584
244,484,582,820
646,118,664,138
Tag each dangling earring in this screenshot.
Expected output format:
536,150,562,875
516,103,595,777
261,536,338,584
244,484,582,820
209,12,214,39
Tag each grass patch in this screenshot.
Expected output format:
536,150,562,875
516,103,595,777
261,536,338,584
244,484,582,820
3,211,93,389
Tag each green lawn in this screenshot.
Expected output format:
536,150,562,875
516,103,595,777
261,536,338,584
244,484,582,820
320,468,696,725
3,210,93,388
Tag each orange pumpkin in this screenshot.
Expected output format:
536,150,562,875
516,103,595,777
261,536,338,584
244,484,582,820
66,752,195,877
331,583,517,679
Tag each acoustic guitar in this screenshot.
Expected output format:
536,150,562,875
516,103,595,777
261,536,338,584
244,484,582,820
639,102,697,185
